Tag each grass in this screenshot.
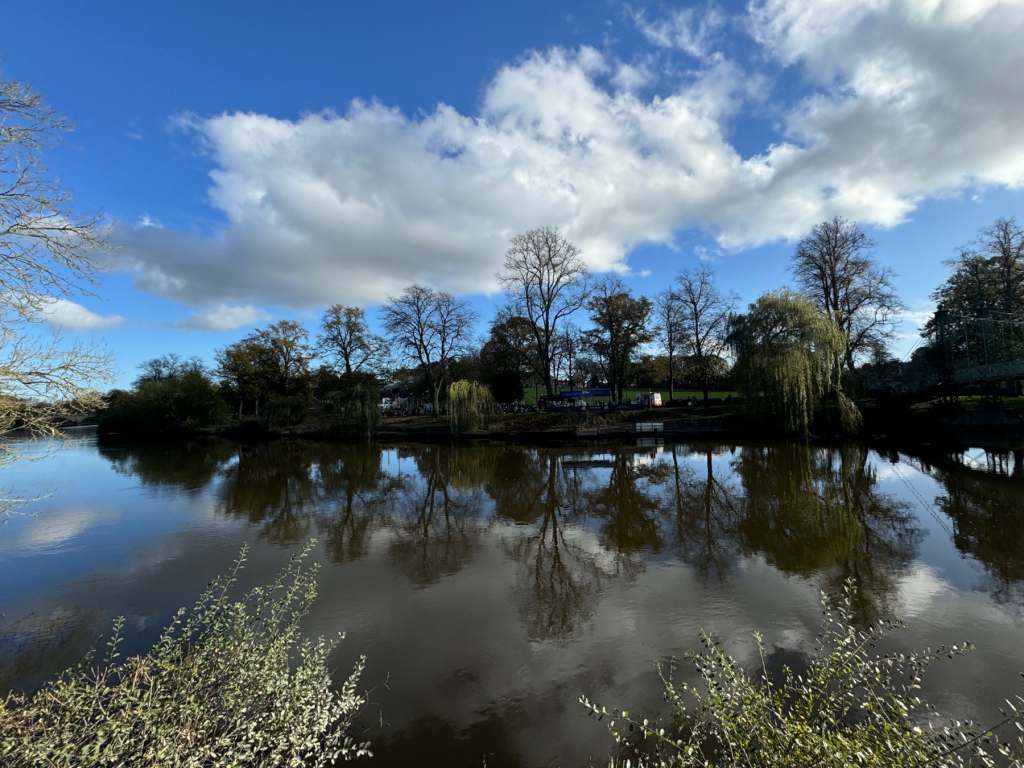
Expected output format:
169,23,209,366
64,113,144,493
520,386,737,406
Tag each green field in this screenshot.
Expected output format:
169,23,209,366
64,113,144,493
520,385,737,406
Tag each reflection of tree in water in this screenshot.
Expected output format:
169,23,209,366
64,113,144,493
665,443,744,582
387,445,487,585
931,460,1024,605
98,439,236,494
584,450,668,576
734,443,921,622
217,442,321,543
313,443,402,562
216,442,401,550
503,451,606,642
104,439,400,557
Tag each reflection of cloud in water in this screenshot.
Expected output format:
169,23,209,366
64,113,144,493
0,505,116,555
892,563,953,619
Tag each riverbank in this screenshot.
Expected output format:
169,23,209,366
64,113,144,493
199,396,1024,449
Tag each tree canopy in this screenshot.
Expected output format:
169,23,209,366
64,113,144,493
728,290,859,433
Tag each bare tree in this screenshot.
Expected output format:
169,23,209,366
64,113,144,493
655,288,684,402
1,77,110,452
498,227,590,397
382,285,476,414
317,305,385,376
792,217,903,372
552,323,583,391
676,267,735,403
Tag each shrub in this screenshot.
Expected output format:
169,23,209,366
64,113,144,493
582,581,1024,768
0,544,370,767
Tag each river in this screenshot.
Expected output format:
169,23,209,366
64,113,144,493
1,432,1023,766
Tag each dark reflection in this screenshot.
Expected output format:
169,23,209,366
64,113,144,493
214,442,407,553
933,466,1024,604
93,437,1024,627
666,444,744,582
733,443,922,621
585,449,667,567
387,445,486,585
370,714,522,768
98,439,236,493
315,443,401,563
504,451,606,642
914,445,1024,480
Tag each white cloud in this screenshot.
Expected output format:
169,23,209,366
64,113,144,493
900,305,934,331
114,0,1024,309
38,297,124,330
631,4,728,59
179,303,270,331
747,0,1024,221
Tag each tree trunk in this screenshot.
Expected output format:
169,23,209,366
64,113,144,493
668,351,674,402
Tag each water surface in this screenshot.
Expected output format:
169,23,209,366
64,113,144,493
2,433,1023,766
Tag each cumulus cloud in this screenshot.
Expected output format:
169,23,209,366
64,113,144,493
178,303,270,331
38,298,124,330
114,0,1024,309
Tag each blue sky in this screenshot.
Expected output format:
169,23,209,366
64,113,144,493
4,0,1023,387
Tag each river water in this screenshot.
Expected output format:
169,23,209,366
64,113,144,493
1,432,1023,766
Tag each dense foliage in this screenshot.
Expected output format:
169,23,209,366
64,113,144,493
584,280,654,404
319,371,382,435
728,291,860,433
583,581,1024,768
100,355,227,435
448,379,496,433
0,544,369,767
925,218,1024,372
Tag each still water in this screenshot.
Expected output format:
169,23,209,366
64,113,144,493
2,432,1024,766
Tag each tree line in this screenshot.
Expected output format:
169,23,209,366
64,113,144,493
97,214,1024,437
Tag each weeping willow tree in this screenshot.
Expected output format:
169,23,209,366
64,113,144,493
448,380,496,434
728,291,861,434
321,373,381,437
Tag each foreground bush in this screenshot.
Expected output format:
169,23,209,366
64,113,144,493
582,581,1024,767
0,544,369,767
